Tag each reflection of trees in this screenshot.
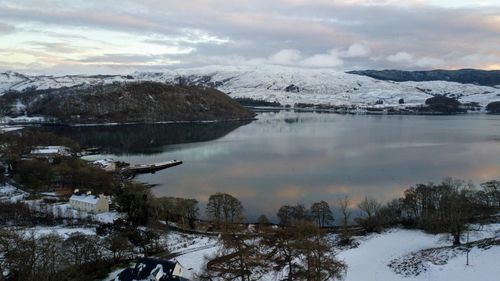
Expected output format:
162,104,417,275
29,121,251,155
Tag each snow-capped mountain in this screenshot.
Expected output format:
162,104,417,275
1,65,499,107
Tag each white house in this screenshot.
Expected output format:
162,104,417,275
69,192,110,213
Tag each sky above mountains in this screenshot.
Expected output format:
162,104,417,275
0,0,499,74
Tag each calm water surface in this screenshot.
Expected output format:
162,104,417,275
43,111,500,220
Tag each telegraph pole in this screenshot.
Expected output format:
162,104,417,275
466,230,470,266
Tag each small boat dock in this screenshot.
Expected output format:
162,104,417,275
121,160,183,176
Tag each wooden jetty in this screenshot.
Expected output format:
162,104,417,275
121,160,183,175
77,147,103,157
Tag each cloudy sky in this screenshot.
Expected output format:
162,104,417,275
0,0,499,74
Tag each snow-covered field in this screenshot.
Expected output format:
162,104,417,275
166,232,219,279
20,225,97,238
2,66,499,108
158,224,500,281
339,227,500,281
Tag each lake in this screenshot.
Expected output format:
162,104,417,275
38,111,500,221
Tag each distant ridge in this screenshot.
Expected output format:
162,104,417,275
2,65,500,108
347,69,500,87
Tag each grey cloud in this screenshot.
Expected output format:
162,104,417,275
0,22,16,34
0,0,499,71
74,53,178,64
25,41,81,53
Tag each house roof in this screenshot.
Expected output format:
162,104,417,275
92,159,115,168
69,194,101,204
30,145,71,155
116,258,188,281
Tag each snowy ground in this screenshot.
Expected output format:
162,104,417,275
0,125,23,132
339,228,492,281
167,232,219,279
19,225,97,238
0,184,27,202
150,224,500,281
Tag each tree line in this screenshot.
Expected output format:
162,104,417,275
0,218,168,281
196,178,499,280
353,178,500,246
117,178,499,248
1,177,498,280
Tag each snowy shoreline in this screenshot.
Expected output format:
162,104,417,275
0,117,256,127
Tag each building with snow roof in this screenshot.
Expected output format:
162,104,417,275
69,192,110,213
92,159,117,172
29,145,72,159
116,257,187,281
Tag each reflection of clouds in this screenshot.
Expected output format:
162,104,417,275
156,175,258,203
163,142,230,161
382,142,447,149
322,183,406,207
221,152,331,178
144,112,500,219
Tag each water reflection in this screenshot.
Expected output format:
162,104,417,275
29,121,251,155
39,112,500,221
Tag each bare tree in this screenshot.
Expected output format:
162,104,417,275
338,197,351,229
199,226,266,281
338,196,352,243
295,222,347,281
257,214,270,225
63,233,103,267
480,180,500,208
153,197,199,228
206,193,244,227
256,214,271,232
310,201,334,227
36,233,64,280
261,226,302,280
277,204,307,226
0,230,64,281
356,196,382,232
263,222,346,281
400,179,476,246
106,233,132,262
357,196,381,218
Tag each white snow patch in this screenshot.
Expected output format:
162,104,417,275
0,184,27,202
21,225,96,238
339,227,500,281
0,116,47,124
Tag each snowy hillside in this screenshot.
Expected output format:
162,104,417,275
1,66,500,107
0,71,133,93
163,225,500,281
